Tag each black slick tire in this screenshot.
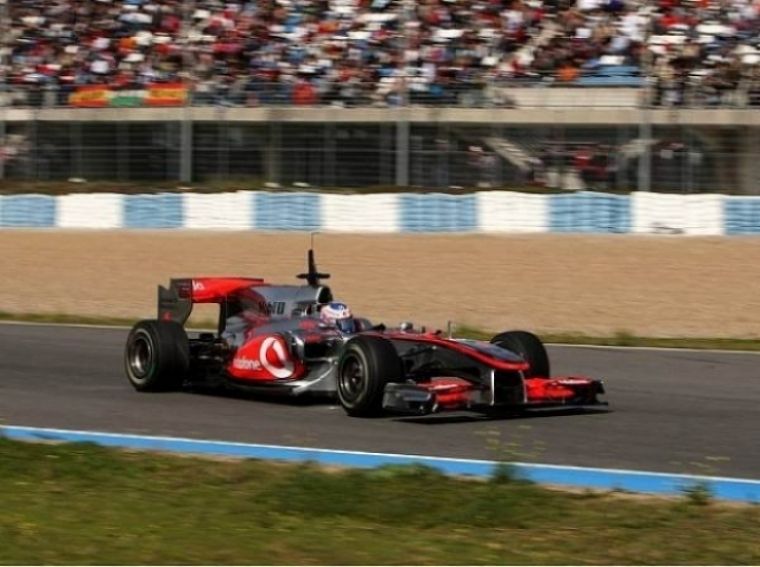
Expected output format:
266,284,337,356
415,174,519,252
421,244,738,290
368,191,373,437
125,319,190,391
337,335,402,417
491,330,550,378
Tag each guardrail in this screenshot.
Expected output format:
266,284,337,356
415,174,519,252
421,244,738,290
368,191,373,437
0,190,758,235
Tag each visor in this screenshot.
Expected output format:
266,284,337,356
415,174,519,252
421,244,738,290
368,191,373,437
336,317,357,334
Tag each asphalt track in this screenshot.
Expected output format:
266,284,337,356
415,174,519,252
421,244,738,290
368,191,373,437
1,323,758,479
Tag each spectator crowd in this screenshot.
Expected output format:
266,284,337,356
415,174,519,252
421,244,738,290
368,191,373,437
1,0,760,106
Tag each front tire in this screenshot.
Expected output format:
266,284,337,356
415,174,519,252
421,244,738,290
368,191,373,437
491,330,550,378
337,335,402,417
125,320,190,391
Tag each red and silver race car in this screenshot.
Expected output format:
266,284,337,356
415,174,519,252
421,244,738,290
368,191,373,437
125,250,606,417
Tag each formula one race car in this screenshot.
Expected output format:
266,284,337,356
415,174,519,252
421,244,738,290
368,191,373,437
124,250,606,417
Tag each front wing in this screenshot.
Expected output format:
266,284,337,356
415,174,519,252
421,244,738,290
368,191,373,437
383,375,607,415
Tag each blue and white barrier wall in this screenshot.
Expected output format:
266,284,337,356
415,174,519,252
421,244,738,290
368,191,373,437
1,190,760,234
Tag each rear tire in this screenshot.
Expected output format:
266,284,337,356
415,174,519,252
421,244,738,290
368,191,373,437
337,335,402,417
491,330,550,378
125,320,189,391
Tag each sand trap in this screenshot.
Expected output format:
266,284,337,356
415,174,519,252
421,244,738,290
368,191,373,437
1,231,758,337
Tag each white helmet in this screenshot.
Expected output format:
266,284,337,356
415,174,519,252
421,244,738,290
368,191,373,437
320,302,356,333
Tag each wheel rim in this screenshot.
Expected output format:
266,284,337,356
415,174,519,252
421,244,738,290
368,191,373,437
128,333,153,380
339,353,366,403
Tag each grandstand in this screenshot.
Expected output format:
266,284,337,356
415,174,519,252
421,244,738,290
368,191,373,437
0,0,759,192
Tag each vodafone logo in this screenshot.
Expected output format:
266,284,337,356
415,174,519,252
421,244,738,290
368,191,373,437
232,357,262,371
192,280,206,292
259,336,295,379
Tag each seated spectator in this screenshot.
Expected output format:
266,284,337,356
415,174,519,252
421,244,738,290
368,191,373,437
2,0,759,107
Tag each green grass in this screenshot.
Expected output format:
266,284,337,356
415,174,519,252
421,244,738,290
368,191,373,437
0,438,758,565
2,311,760,351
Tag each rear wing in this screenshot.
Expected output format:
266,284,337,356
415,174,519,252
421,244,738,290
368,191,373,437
157,277,266,326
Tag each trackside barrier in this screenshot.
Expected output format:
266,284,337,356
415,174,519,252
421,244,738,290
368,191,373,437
2,425,759,503
1,191,760,234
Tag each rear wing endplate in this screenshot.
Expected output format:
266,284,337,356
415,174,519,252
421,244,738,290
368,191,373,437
158,279,193,325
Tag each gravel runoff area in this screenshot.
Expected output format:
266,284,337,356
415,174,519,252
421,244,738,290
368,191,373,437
1,231,758,338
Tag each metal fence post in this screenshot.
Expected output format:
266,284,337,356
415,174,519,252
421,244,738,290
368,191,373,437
28,111,39,179
325,123,336,187
180,108,192,183
72,121,82,179
395,117,409,187
637,96,652,192
394,0,412,188
436,122,450,188
0,106,5,181
265,121,281,185
0,0,7,181
216,108,228,182
179,0,193,183
117,120,128,181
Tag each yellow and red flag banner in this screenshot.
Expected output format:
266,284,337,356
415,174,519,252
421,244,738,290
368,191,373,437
145,83,188,107
68,85,111,108
68,83,188,107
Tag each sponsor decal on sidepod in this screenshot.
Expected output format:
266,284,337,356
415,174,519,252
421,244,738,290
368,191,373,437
259,336,295,379
231,335,296,380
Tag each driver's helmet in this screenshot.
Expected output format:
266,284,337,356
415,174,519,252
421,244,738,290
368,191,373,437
320,301,356,334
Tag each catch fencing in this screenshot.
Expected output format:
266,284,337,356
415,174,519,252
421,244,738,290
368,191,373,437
1,117,755,194
1,190,759,235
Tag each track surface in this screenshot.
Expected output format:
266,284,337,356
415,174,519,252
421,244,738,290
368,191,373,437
1,323,758,478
